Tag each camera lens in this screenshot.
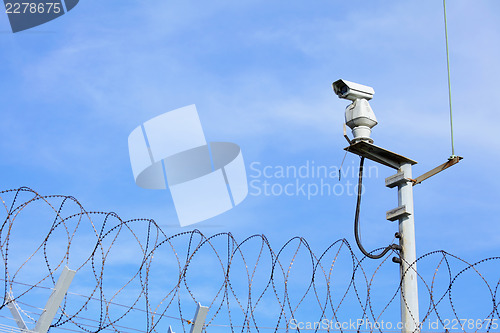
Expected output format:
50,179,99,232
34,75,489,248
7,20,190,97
340,85,349,95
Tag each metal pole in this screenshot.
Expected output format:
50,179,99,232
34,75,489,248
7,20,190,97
35,266,76,333
189,302,209,333
6,292,29,332
397,163,420,333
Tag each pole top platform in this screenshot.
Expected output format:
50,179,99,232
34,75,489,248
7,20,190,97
345,141,417,169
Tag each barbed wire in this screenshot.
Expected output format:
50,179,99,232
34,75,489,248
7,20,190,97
0,187,498,332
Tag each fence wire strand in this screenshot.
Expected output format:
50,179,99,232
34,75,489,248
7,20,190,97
0,187,498,333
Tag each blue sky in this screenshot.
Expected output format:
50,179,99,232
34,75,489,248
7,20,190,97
1,0,500,331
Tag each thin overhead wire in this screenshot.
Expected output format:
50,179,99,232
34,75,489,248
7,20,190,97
443,0,456,157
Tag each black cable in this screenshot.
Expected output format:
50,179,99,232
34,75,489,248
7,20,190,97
354,156,401,259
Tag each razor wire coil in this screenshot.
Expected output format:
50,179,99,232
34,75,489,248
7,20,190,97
0,187,498,333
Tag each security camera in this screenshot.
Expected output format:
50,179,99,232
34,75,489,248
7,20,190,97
332,79,377,144
332,79,374,101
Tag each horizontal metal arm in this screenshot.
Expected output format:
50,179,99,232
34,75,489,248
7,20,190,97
412,156,462,185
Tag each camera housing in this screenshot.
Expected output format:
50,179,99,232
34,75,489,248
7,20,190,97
332,79,377,144
332,79,374,101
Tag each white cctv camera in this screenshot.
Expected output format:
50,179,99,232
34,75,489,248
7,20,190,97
332,79,374,101
332,79,377,144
